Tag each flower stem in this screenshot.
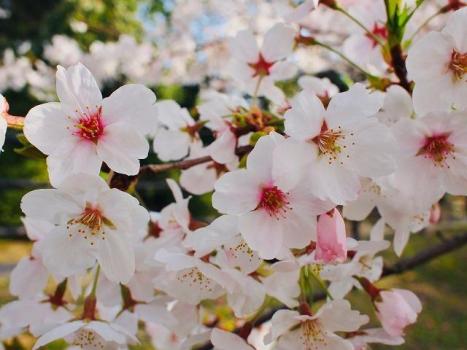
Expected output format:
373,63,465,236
407,9,443,43
336,7,385,47
311,39,378,79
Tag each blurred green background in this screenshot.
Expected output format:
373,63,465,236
0,1,466,349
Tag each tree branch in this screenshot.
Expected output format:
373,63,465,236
139,145,252,175
196,231,467,350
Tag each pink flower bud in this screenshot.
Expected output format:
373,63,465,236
315,208,347,263
376,289,422,337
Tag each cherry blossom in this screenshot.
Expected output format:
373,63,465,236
228,23,297,103
282,83,395,204
266,300,369,350
21,174,149,283
406,7,467,115
315,208,348,264
375,289,422,337
24,63,154,186
212,133,333,259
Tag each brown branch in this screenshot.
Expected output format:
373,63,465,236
390,44,412,92
195,231,467,350
139,145,252,175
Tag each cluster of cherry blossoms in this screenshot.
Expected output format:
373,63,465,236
0,1,466,350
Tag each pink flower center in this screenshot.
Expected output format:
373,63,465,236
449,50,467,80
74,106,104,143
312,121,344,159
249,53,274,77
417,133,454,165
258,185,290,218
366,23,388,48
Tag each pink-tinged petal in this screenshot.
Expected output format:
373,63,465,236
47,138,102,187
285,92,325,141
153,128,191,161
212,170,260,215
96,122,148,175
102,84,157,135
211,328,255,350
9,257,48,299
95,229,135,284
24,102,69,155
376,289,421,337
239,210,284,259
37,226,96,279
316,208,347,263
229,29,259,63
33,321,84,350
56,63,102,118
261,24,295,62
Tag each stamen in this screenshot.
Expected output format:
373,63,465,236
417,132,454,167
257,185,291,219
449,50,467,81
311,121,345,162
73,106,104,143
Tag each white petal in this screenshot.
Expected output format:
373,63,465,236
37,226,96,279
153,128,190,161
56,63,102,118
285,92,325,141
33,321,84,350
24,102,69,155
47,138,102,187
211,328,255,350
318,299,369,332
261,24,295,62
96,122,148,175
326,83,383,126
9,257,48,299
266,309,300,344
212,170,260,215
229,30,259,63
102,84,157,135
96,230,135,283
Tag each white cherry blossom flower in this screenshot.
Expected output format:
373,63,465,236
211,328,255,350
21,174,149,283
282,83,394,204
228,23,297,103
406,7,467,115
24,63,154,186
212,133,333,259
266,300,369,350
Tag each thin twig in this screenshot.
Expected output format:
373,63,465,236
139,145,252,175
